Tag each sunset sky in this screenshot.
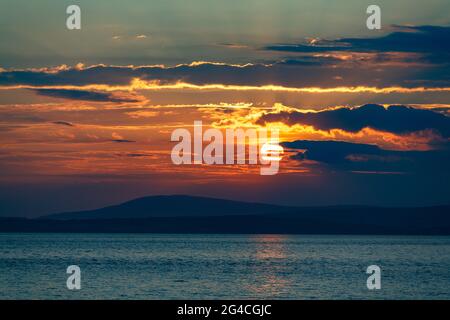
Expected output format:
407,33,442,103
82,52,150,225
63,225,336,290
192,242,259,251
1,0,449,217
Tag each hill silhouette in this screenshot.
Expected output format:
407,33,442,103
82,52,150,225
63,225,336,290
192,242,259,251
42,195,294,220
0,195,449,235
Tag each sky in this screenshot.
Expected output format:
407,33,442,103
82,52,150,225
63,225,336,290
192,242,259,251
0,0,449,217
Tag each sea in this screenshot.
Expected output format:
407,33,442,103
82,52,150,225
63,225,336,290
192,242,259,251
0,233,449,299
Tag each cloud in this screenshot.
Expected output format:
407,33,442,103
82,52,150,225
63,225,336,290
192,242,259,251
1,25,449,92
115,152,153,158
283,139,450,174
111,132,135,143
257,104,450,138
217,43,250,49
32,89,143,103
126,110,159,118
275,56,344,66
262,25,450,88
111,139,136,143
266,25,450,54
52,121,74,127
1,48,449,90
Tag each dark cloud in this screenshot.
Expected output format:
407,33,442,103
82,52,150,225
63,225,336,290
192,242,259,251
275,56,343,66
0,66,136,87
1,42,449,89
52,121,74,127
258,104,450,138
33,89,141,103
0,63,331,88
283,140,450,173
263,25,450,87
111,139,136,143
266,25,450,54
266,44,349,53
124,153,148,157
216,43,249,49
0,25,449,91
115,153,153,158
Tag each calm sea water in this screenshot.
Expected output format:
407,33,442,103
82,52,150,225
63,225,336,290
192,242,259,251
0,233,449,300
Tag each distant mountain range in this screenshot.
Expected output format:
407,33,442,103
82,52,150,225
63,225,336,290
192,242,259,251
1,195,449,235
42,195,294,220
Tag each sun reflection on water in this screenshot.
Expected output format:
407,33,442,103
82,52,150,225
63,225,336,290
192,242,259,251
245,235,291,298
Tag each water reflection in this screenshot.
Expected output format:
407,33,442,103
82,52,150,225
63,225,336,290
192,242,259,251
245,235,292,298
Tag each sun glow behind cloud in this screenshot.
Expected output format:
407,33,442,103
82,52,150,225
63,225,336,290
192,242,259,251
1,5,450,214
